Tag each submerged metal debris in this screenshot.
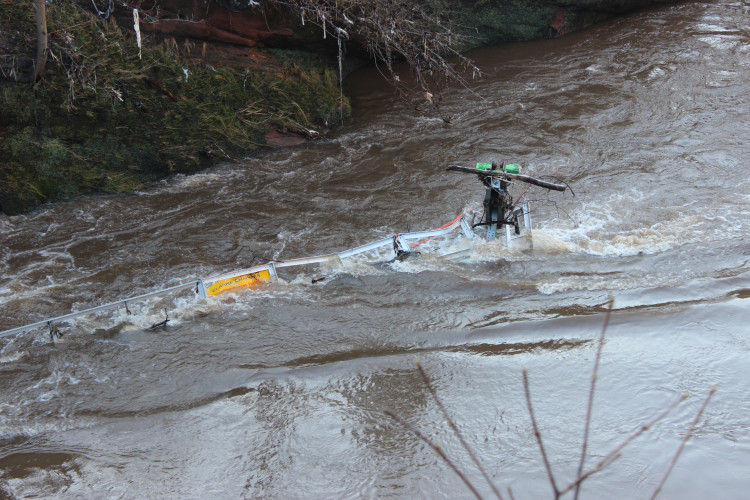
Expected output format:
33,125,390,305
0,162,565,339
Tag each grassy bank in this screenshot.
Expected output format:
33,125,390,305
0,0,349,215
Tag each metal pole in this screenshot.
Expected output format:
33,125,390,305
0,280,202,338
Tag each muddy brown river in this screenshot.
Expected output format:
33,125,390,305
2,0,750,497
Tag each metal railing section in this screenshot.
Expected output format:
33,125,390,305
1,210,489,338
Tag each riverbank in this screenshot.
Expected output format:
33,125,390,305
0,1,350,215
0,0,675,216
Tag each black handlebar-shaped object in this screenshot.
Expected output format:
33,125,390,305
446,165,567,192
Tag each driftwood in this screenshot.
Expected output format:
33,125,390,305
447,165,567,192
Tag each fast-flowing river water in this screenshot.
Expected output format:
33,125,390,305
2,0,750,497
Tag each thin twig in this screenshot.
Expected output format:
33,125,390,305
522,369,559,498
651,387,716,499
560,393,688,495
384,409,484,500
416,360,503,500
574,298,614,500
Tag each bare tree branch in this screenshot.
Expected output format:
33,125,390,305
651,387,717,499
271,0,482,118
384,409,485,500
560,393,689,496
416,360,504,500
522,369,560,498
574,298,614,500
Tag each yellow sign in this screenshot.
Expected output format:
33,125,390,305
205,269,272,296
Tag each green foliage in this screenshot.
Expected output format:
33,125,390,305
0,87,37,124
445,0,556,48
0,0,349,214
446,0,611,49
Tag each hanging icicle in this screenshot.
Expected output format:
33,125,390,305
133,8,142,59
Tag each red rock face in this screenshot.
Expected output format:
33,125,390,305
119,0,674,66
117,0,297,68
136,1,293,47
548,7,568,37
265,130,310,147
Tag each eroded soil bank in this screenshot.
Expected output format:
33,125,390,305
0,0,673,215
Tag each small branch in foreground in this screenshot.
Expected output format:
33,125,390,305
651,386,717,499
384,409,484,500
416,360,504,500
560,393,689,496
574,298,614,500
522,369,559,498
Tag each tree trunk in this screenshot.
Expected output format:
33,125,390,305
32,0,48,81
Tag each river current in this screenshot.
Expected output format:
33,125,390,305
1,0,750,497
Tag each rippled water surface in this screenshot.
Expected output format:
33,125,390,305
2,0,750,497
